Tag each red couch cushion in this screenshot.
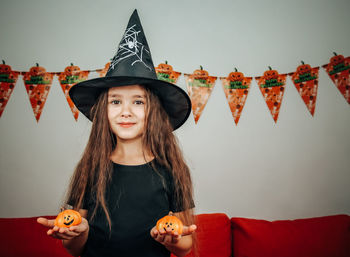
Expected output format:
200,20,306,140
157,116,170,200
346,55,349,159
0,216,72,257
231,214,350,257
178,213,232,257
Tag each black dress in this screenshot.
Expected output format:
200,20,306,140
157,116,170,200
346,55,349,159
81,159,184,257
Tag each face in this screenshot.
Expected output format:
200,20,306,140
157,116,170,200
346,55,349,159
107,85,147,143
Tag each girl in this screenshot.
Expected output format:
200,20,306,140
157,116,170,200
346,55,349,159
38,9,196,257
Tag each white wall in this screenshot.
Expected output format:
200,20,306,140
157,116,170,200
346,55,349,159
0,0,349,220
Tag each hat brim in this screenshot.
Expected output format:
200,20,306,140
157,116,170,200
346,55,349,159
69,76,192,130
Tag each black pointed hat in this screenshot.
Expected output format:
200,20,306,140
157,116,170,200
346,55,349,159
69,9,191,130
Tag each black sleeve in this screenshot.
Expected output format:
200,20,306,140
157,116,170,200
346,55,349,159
166,170,195,213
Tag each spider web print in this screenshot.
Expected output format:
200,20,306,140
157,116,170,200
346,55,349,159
110,24,152,71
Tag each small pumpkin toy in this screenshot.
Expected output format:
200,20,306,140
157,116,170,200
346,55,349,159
156,212,183,235
29,63,46,77
54,209,82,228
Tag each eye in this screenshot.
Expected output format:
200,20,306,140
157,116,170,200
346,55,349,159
110,99,121,104
134,100,144,105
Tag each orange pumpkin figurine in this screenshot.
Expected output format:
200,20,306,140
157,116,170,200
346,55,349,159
156,212,183,235
54,209,82,228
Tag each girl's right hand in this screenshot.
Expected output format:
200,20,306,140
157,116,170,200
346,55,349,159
37,216,89,240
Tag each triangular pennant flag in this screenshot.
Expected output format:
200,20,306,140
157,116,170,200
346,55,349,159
184,66,216,124
323,52,350,104
290,62,319,116
23,63,54,122
155,61,181,83
220,68,251,125
0,60,20,117
256,67,287,123
58,63,90,121
97,62,110,77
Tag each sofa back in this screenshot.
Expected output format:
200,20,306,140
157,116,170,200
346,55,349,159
1,213,349,257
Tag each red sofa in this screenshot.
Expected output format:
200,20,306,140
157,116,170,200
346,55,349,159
1,213,349,257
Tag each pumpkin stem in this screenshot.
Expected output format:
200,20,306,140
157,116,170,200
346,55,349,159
165,61,168,64
71,63,74,66
2,60,5,65
301,61,305,65
268,66,272,70
200,65,203,70
36,63,39,67
234,67,238,72
333,52,338,56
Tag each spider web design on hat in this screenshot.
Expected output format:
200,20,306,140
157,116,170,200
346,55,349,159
109,24,152,72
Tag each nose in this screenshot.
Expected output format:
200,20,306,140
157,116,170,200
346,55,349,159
120,102,132,118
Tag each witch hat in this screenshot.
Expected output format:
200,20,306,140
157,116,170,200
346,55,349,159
69,9,191,130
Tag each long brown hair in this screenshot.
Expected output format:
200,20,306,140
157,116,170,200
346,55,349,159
65,85,195,232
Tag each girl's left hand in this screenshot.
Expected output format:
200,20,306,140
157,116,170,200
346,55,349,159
150,224,197,246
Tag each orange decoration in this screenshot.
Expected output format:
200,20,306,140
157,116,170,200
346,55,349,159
185,66,217,124
155,61,173,74
290,61,319,116
156,212,183,235
221,68,252,125
323,52,350,104
256,66,287,123
54,209,82,228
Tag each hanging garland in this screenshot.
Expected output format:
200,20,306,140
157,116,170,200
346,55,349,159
0,52,349,123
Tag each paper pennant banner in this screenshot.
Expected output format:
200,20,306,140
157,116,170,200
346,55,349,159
155,61,181,83
185,66,217,124
58,63,90,121
290,62,319,116
0,61,20,117
97,62,110,77
220,68,252,125
22,63,54,122
322,53,350,104
256,67,287,123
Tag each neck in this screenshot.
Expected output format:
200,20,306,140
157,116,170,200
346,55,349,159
111,138,153,165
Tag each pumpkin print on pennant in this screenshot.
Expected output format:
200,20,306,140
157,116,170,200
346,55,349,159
58,63,90,121
54,209,82,228
184,66,217,124
290,61,319,116
156,212,183,235
155,61,181,84
23,63,53,122
0,60,19,118
255,66,287,123
221,68,252,125
323,52,350,104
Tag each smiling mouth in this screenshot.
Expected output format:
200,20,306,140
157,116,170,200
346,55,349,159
118,123,135,128
64,219,74,226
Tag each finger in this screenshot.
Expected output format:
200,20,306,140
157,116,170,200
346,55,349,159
150,227,158,238
181,224,197,236
171,232,181,244
37,217,55,228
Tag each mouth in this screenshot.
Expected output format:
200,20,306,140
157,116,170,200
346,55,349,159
118,122,136,128
64,219,74,226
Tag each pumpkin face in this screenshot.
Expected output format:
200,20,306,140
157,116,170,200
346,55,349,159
228,71,244,82
193,66,208,80
264,67,279,80
297,63,311,75
0,63,11,74
156,62,173,74
29,64,46,77
330,54,344,66
156,213,183,235
64,64,81,76
54,209,82,228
